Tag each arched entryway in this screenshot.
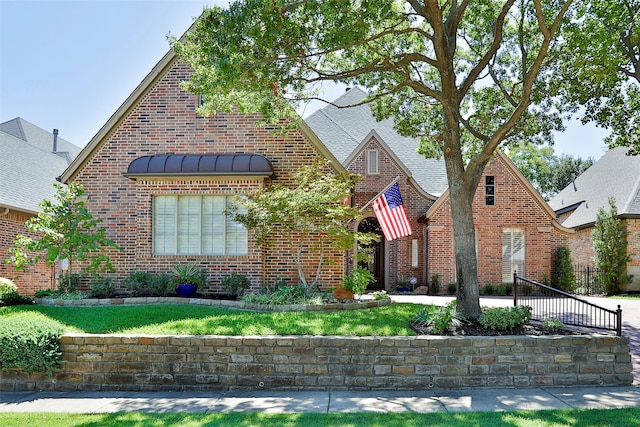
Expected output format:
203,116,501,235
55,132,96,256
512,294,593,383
358,216,385,290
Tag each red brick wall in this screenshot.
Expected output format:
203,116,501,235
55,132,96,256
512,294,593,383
427,155,569,287
69,59,344,293
347,137,434,289
0,210,56,296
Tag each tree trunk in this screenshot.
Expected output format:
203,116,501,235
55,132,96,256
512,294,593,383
442,107,482,321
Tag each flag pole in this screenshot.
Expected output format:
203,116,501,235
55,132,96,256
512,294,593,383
359,175,401,212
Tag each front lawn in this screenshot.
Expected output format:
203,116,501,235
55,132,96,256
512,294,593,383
0,303,418,336
1,408,639,426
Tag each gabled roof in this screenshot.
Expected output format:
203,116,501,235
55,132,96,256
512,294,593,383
304,87,448,197
548,146,640,229
59,27,345,184
0,118,81,214
425,151,574,233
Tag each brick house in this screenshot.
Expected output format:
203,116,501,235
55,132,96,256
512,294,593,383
58,48,348,294
307,88,573,291
54,36,573,295
0,118,81,295
549,147,640,292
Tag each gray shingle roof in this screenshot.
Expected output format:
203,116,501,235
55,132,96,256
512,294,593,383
304,88,448,197
548,146,640,228
0,118,81,213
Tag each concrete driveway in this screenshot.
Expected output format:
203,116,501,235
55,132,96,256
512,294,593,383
389,294,640,385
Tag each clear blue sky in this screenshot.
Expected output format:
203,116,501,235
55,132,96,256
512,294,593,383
1,0,608,160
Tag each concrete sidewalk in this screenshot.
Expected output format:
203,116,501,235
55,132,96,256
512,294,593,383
1,386,639,414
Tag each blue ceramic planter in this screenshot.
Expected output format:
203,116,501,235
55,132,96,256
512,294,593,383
175,283,198,297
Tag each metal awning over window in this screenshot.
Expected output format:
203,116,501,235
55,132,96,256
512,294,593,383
123,154,274,179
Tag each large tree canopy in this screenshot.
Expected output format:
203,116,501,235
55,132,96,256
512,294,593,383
558,0,640,152
173,0,576,320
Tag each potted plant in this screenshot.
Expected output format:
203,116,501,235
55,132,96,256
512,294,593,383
172,264,206,297
396,276,412,293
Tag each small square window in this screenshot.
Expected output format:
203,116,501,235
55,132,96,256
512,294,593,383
485,176,495,206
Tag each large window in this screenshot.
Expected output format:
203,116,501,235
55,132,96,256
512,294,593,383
502,228,525,282
153,195,247,256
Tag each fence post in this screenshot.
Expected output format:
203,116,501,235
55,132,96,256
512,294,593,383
513,271,518,306
616,305,622,336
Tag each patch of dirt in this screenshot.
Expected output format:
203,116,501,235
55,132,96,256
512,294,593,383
409,321,589,336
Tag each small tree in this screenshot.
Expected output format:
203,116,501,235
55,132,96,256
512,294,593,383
593,198,631,295
551,246,576,293
7,183,120,290
231,160,374,290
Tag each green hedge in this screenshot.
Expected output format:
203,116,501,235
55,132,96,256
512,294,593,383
0,314,64,374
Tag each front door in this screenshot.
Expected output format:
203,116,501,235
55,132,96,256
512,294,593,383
358,217,385,290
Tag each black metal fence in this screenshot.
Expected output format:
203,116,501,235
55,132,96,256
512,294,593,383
513,273,622,336
573,264,604,295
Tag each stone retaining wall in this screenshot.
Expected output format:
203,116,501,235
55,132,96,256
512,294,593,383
1,334,633,392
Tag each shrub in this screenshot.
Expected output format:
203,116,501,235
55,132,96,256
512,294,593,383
479,306,532,332
149,273,174,296
0,314,63,374
482,284,495,295
371,290,388,300
221,272,250,297
342,267,375,298
543,318,564,333
0,278,18,300
123,271,153,296
411,301,464,334
1,292,33,306
447,282,457,295
496,284,512,296
593,198,632,295
242,284,336,305
430,274,440,295
552,246,576,292
89,277,115,298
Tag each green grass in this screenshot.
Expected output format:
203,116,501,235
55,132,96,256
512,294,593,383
0,408,639,426
0,303,418,336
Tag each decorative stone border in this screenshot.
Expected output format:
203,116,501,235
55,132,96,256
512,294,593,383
35,296,392,312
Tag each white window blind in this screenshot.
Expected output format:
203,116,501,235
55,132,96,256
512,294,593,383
502,228,525,282
367,149,379,174
153,195,247,256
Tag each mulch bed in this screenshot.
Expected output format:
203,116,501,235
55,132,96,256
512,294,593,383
409,320,589,336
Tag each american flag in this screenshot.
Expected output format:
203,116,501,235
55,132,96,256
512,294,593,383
372,183,412,241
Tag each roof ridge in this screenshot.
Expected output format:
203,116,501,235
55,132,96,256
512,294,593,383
315,108,360,146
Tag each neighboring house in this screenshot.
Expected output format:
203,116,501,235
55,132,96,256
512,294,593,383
307,88,573,290
549,147,640,292
0,118,81,295
55,30,573,295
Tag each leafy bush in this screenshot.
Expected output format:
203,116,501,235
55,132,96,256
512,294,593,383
1,292,33,306
430,274,440,294
482,284,495,295
447,282,457,295
496,284,512,296
371,290,388,300
242,284,336,306
221,272,251,297
341,267,375,298
543,318,564,333
0,277,18,299
0,314,63,374
411,301,464,334
123,271,153,296
479,306,532,332
552,246,576,292
89,277,115,298
149,273,174,296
